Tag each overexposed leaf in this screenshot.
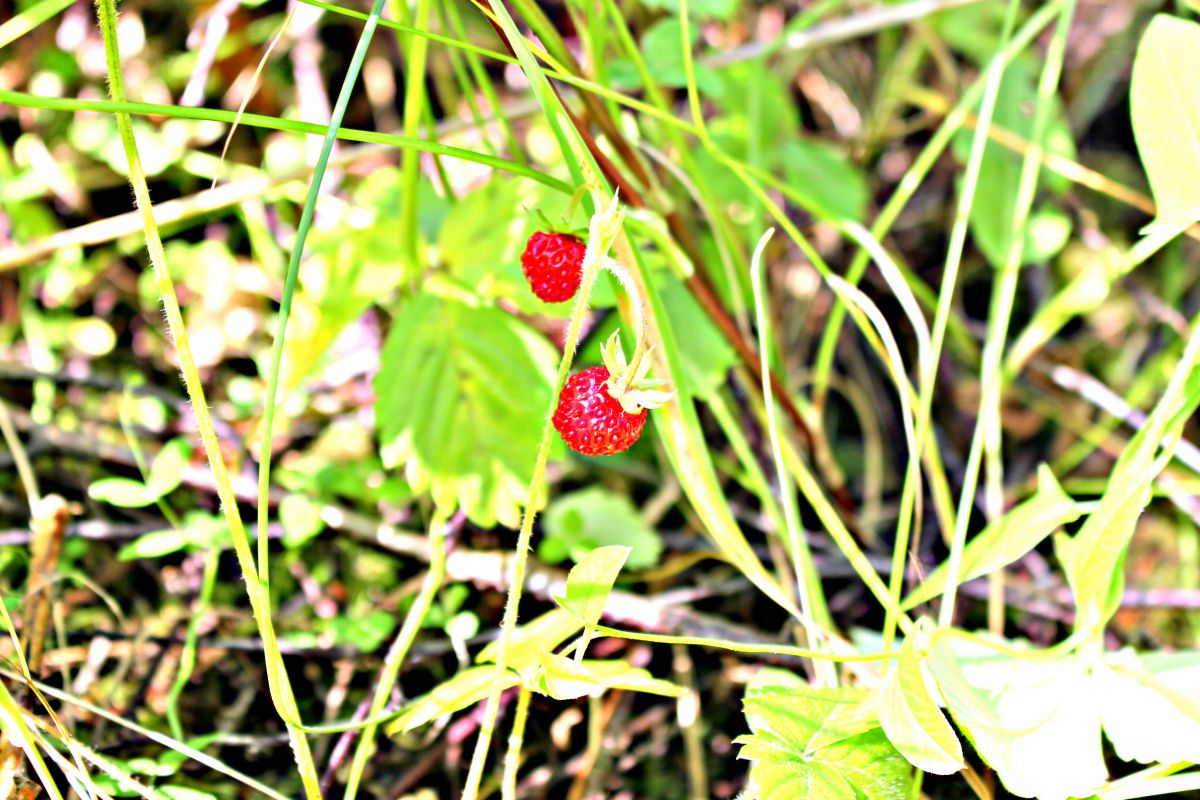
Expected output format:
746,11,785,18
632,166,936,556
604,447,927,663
878,633,964,775
475,609,583,672
1130,14,1200,231
553,545,631,628
928,639,1107,800
904,465,1080,609
736,684,911,800
1098,650,1200,765
385,666,520,733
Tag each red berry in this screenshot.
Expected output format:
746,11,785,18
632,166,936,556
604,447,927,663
520,231,586,303
553,366,647,456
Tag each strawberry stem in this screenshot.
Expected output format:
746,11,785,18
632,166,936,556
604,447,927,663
599,256,651,397
463,193,626,800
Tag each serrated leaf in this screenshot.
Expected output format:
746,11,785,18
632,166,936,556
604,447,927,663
736,684,912,800
927,639,1106,800
375,292,558,528
878,632,964,775
1097,650,1200,765
89,477,154,508
539,488,662,570
904,465,1081,609
1130,14,1200,231
385,666,521,734
476,608,583,671
553,545,630,629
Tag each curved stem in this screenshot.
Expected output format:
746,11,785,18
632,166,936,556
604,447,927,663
600,256,650,394
461,195,625,800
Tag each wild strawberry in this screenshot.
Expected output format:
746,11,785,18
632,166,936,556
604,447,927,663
553,333,674,456
520,231,586,303
553,366,645,456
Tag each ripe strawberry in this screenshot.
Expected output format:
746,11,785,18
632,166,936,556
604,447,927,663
553,333,674,456
553,366,646,456
520,231,586,303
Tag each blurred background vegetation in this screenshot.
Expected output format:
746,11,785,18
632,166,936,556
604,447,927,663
2,0,1200,797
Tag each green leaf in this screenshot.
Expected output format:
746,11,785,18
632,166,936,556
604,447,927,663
538,488,662,570
532,651,683,700
279,493,325,549
1130,14,1200,231
622,17,721,94
116,512,229,560
1097,650,1200,765
736,684,912,800
375,292,559,528
89,476,154,508
659,280,738,398
780,139,870,222
1062,337,1200,630
145,437,191,500
476,608,583,671
928,639,1107,800
953,61,1075,268
903,465,1081,609
877,627,964,775
385,666,521,733
639,0,738,21
553,545,631,629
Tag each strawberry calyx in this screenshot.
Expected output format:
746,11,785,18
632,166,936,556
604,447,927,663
600,331,674,416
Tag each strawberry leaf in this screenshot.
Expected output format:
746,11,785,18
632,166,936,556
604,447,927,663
375,292,559,528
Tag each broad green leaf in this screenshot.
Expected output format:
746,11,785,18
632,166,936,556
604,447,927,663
375,292,559,528
538,487,662,570
953,61,1075,268
553,545,631,628
282,169,413,388
878,629,964,775
780,139,870,222
736,684,911,800
1130,15,1200,231
927,639,1106,800
89,476,154,508
610,17,721,94
476,608,583,671
1097,650,1200,765
903,465,1081,609
144,437,190,500
385,666,521,733
659,280,737,398
279,493,324,549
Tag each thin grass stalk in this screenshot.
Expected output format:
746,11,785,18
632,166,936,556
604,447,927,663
91,0,320,792
940,0,1072,626
343,512,449,799
501,688,532,800
811,0,1069,411
749,230,833,685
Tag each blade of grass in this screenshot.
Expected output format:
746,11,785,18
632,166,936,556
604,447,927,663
90,0,320,793
749,229,833,684
342,513,449,799
0,0,73,49
0,667,292,800
941,0,1075,627
811,0,1068,413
